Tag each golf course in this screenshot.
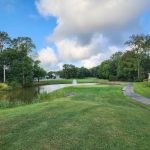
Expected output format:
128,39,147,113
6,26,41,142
1,2,150,149
0,81,150,150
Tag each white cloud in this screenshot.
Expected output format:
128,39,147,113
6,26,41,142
82,54,103,69
82,46,121,68
35,0,150,70
56,34,109,61
38,47,58,70
36,0,150,42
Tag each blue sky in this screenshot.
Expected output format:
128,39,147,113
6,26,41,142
0,0,150,71
0,0,56,50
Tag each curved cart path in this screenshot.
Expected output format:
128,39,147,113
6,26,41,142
123,83,150,106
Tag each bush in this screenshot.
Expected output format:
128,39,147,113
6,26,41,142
109,75,118,81
36,92,49,102
134,78,144,82
0,83,9,90
143,79,148,82
9,81,21,88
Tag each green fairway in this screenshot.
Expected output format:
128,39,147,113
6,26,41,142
134,82,150,98
33,78,107,86
0,85,150,150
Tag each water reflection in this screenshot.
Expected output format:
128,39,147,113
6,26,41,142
0,84,70,104
0,83,96,104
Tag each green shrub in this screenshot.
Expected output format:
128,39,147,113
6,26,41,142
36,92,49,102
134,78,144,82
109,75,118,81
0,83,9,90
9,81,21,88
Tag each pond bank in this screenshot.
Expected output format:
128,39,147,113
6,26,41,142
0,83,96,108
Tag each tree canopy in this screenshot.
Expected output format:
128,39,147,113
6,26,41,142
1,32,150,84
0,31,46,87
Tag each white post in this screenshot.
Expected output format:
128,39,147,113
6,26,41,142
3,65,6,83
148,73,150,82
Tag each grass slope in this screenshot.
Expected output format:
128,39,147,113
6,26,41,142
0,85,150,150
134,82,150,98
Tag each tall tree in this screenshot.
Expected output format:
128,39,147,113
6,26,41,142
117,51,137,81
11,37,36,86
125,34,150,79
0,31,11,52
98,60,112,79
62,64,78,79
110,52,123,77
12,37,35,55
33,60,46,82
77,67,90,78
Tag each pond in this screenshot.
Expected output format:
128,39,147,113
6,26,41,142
0,83,96,104
0,84,71,104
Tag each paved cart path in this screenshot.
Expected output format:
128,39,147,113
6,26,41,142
123,83,150,106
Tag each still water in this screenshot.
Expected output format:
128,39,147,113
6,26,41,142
0,84,71,104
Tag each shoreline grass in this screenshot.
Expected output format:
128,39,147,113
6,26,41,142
0,83,10,91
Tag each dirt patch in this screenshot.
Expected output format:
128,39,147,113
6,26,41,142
65,92,76,97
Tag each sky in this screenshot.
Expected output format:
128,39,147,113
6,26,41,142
0,0,150,71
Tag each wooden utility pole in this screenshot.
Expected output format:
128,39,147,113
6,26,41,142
3,65,8,83
148,73,150,82
3,65,6,83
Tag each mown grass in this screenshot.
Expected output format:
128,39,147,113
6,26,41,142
134,82,150,98
0,100,27,109
34,78,107,86
0,85,150,150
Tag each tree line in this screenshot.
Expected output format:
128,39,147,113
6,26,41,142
96,34,150,81
1,31,150,85
0,31,46,87
57,34,150,81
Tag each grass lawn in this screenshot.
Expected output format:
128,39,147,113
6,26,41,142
134,82,150,98
34,78,108,86
0,85,150,150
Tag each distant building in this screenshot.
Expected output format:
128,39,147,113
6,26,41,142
45,75,49,79
52,73,61,79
